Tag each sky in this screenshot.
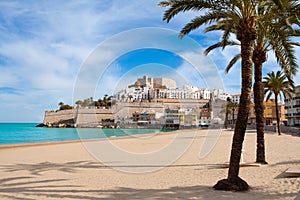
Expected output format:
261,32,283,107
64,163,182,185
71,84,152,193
0,0,299,122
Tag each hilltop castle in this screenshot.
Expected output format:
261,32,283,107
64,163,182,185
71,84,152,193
42,76,229,128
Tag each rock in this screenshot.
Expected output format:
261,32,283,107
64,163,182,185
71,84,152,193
58,123,66,128
36,123,46,127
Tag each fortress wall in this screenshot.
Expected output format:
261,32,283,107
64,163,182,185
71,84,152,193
43,110,75,124
75,113,115,126
76,107,114,114
75,108,115,125
43,108,115,125
76,108,114,125
43,99,210,125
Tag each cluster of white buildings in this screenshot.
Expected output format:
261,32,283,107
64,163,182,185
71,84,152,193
112,76,300,128
285,85,300,126
114,75,231,102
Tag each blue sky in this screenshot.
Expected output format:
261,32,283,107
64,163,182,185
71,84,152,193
0,0,299,122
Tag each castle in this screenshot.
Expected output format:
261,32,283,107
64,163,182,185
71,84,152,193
42,76,229,128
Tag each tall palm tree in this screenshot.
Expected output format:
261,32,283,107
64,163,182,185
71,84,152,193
249,3,298,161
159,0,298,191
159,0,262,191
263,71,294,135
204,0,299,164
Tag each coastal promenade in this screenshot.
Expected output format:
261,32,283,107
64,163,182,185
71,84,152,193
0,129,299,199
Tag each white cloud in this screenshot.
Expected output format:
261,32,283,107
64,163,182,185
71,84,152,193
177,50,224,90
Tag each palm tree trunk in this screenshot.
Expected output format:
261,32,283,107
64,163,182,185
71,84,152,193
227,51,252,181
275,94,281,135
253,51,267,164
214,18,256,191
232,109,235,129
224,111,228,129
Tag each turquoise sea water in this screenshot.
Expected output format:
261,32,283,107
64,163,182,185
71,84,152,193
0,123,170,145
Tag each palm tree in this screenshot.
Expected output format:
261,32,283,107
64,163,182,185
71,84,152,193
58,102,64,110
221,99,232,129
204,0,299,164
121,94,126,102
159,0,263,191
128,95,133,102
159,0,299,191
247,5,298,162
98,98,103,107
229,101,239,129
102,94,109,108
263,71,294,135
75,100,83,107
107,95,113,107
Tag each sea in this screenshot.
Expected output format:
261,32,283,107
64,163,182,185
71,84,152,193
0,123,171,145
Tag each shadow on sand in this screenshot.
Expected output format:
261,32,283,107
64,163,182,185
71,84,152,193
0,161,299,199
0,160,224,176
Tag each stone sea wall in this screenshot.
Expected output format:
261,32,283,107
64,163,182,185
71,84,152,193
75,108,114,127
42,102,165,127
43,109,75,124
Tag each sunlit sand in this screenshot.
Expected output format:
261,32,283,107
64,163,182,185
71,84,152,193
0,129,299,199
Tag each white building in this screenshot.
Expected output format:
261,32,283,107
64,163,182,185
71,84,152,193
285,85,300,126
114,75,230,102
232,94,241,103
212,89,232,101
194,88,211,100
231,92,254,103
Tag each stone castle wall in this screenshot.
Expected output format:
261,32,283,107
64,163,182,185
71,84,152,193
43,110,75,124
75,108,114,127
43,99,210,127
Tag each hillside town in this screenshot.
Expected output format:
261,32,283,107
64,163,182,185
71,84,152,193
41,75,299,129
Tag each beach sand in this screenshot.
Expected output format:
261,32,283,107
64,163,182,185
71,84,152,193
0,129,299,199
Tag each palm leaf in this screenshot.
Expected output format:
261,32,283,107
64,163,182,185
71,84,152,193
225,54,241,73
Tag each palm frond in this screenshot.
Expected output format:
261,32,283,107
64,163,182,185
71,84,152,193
263,70,294,102
265,91,272,101
159,0,215,23
205,19,235,33
179,11,231,38
225,54,241,73
204,40,239,55
267,24,298,79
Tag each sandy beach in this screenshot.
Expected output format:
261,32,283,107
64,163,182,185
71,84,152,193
0,129,299,200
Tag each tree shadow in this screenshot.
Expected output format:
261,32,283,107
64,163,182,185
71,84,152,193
0,176,80,199
270,160,300,167
103,186,300,200
0,161,104,175
1,161,299,199
0,176,298,200
0,161,219,176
